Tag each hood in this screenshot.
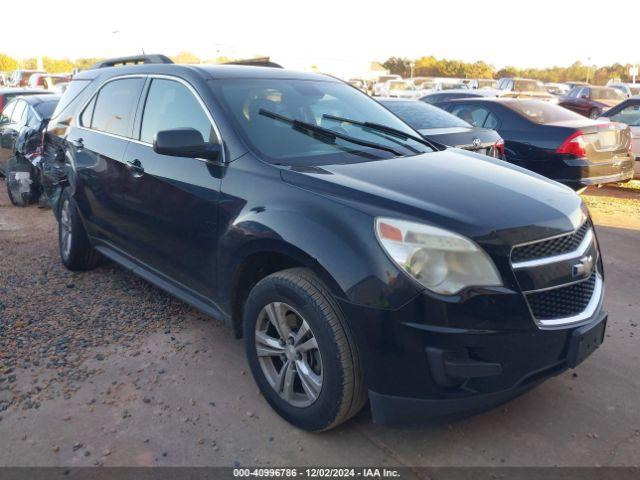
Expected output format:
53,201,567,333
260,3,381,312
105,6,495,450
281,150,584,247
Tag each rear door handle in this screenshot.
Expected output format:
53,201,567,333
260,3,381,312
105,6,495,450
126,159,144,177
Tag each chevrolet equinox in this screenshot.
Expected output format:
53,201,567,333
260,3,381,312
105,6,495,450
43,56,607,431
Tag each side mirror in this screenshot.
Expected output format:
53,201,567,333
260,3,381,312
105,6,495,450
153,128,221,161
580,94,589,99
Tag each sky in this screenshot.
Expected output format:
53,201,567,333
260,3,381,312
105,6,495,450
3,0,639,69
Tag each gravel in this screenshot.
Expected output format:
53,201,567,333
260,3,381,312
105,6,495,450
0,192,202,415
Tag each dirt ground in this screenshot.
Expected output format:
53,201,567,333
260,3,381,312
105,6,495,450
0,185,638,467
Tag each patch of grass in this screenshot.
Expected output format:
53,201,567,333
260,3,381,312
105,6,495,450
612,179,640,191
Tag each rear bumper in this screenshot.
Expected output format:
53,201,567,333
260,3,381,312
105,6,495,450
555,156,634,189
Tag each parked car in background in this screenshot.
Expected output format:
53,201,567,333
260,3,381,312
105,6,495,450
377,98,503,158
372,74,401,96
496,77,557,102
0,73,7,86
560,86,626,119
607,83,632,98
27,73,71,91
1,94,60,206
0,87,55,112
347,78,367,92
435,78,467,91
599,97,640,177
379,79,422,99
440,98,634,189
420,88,501,105
566,81,589,89
7,70,46,87
44,57,607,430
466,78,497,89
545,82,570,96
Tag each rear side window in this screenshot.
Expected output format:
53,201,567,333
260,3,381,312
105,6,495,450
91,78,145,137
140,79,214,144
51,79,91,120
11,100,28,124
450,104,491,128
0,100,16,123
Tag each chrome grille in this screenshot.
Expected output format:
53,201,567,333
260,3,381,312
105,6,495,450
511,221,590,263
526,270,597,320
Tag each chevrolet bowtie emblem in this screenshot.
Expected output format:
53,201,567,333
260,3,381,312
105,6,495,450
572,255,594,278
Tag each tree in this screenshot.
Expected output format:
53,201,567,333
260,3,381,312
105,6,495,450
171,51,201,64
382,57,412,77
0,53,18,72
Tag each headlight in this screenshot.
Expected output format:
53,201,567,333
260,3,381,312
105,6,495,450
375,218,502,295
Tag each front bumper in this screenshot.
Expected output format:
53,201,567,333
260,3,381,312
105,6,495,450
337,293,607,426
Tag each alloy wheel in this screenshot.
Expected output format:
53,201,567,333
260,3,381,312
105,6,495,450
255,302,323,407
60,199,73,260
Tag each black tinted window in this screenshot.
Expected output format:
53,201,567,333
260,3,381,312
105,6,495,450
91,78,144,137
140,79,214,144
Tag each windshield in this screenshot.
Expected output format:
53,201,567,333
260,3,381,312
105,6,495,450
592,87,625,100
388,81,414,91
514,80,546,92
380,100,470,130
417,81,436,89
214,78,432,165
440,83,467,91
505,100,585,123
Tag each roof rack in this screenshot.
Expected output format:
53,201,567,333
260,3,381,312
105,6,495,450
90,54,174,69
224,57,283,68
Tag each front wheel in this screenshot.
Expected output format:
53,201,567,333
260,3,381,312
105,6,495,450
243,268,366,431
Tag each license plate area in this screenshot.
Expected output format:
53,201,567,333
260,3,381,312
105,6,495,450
566,315,607,368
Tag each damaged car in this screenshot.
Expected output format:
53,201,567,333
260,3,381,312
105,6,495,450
44,56,607,431
1,94,60,206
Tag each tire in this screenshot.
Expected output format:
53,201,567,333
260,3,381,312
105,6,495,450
5,156,40,207
58,188,101,271
243,268,366,431
588,108,600,119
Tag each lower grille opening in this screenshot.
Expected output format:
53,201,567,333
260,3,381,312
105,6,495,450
526,270,597,320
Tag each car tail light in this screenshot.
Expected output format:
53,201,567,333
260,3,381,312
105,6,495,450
494,139,505,158
555,131,587,157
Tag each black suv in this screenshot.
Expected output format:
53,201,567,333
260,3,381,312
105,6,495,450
44,56,607,430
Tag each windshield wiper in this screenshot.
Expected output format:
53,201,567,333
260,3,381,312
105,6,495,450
322,114,438,150
259,109,402,156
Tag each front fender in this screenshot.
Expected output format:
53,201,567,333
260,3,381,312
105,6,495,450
218,203,421,311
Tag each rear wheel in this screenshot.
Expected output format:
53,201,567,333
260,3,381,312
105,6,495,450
243,268,366,431
5,156,40,207
588,108,600,119
58,189,101,271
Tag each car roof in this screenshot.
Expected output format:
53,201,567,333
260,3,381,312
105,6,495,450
0,87,52,95
73,64,333,82
421,89,499,97
22,94,61,105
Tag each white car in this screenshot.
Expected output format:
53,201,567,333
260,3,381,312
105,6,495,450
379,80,422,99
372,74,401,96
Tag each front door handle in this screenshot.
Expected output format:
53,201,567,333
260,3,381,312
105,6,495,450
126,159,144,177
